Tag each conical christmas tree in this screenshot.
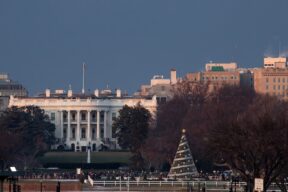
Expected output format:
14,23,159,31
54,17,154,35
168,129,198,179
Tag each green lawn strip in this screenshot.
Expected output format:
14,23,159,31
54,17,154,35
39,152,132,164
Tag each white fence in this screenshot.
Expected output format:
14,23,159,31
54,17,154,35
92,180,246,191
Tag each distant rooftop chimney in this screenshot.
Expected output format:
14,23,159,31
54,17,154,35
170,69,177,84
67,89,73,97
116,89,121,98
45,89,50,97
94,89,99,97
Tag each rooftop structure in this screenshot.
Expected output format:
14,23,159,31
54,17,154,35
264,57,288,69
135,69,179,104
205,62,237,71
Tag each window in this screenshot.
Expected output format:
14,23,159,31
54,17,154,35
100,111,104,122
50,113,55,121
63,128,67,139
273,78,276,83
283,78,285,83
91,112,97,122
278,78,281,83
100,124,104,138
283,85,286,90
81,128,86,139
63,113,67,122
278,85,281,90
92,128,96,139
81,113,86,121
266,85,269,90
72,128,76,139
273,85,276,90
266,78,269,83
72,113,76,121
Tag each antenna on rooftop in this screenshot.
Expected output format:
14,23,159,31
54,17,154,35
82,62,86,94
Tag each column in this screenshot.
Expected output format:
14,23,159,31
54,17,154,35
77,110,80,141
96,110,100,139
87,110,91,141
60,111,63,139
104,110,107,139
67,110,71,141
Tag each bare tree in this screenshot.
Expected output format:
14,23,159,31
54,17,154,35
207,95,288,192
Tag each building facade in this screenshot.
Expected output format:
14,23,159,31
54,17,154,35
0,73,28,112
134,69,179,104
264,57,287,69
185,62,253,92
9,89,157,152
253,68,288,99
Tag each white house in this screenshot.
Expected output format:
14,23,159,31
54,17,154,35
9,88,157,152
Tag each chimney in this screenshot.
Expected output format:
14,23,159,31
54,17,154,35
94,89,99,97
116,89,121,98
67,89,73,97
45,89,50,97
170,68,177,84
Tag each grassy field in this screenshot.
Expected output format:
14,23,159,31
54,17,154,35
39,151,132,164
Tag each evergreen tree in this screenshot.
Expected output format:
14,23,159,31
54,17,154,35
0,106,55,168
113,104,151,169
168,129,198,179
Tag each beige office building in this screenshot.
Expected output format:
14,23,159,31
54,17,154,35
252,57,288,100
185,62,253,92
253,68,288,99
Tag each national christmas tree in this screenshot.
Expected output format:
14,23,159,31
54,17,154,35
168,129,198,179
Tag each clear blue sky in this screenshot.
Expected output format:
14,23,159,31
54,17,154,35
1,0,288,95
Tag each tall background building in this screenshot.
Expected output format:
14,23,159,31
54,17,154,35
0,73,28,112
253,57,288,100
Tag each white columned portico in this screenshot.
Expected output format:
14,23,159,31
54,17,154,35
96,110,100,139
77,110,80,141
87,110,91,141
67,110,71,141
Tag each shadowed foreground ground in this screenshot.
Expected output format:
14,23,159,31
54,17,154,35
3,180,82,192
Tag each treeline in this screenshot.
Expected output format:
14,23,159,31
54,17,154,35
0,106,55,169
115,80,288,192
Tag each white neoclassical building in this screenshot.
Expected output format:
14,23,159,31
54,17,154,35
9,88,157,152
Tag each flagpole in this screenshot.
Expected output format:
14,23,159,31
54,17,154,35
82,63,85,94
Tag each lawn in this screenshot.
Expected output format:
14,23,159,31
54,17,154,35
39,151,132,164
